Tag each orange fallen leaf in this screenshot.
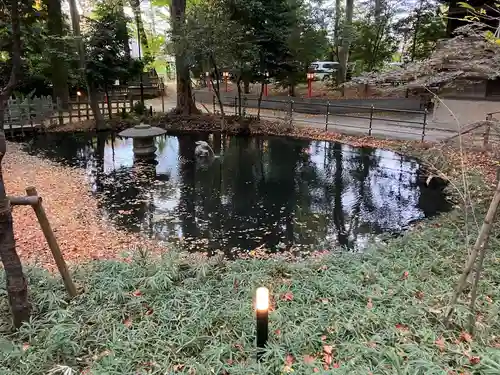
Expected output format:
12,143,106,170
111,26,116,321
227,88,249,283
303,355,315,364
323,353,332,365
459,331,473,343
323,345,333,354
367,298,373,309
22,343,30,351
131,290,142,297
435,337,446,352
275,329,281,336
281,292,294,301
123,317,132,328
321,335,327,341
313,368,319,373
395,324,409,332
173,364,185,371
469,356,480,365
402,271,409,280
285,354,295,366
333,362,340,368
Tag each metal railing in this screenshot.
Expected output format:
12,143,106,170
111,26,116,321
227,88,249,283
203,94,456,142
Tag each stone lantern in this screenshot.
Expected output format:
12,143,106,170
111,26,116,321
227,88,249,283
118,123,166,161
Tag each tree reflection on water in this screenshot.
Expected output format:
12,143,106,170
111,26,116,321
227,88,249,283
24,132,451,256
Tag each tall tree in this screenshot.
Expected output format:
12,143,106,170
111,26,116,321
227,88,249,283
45,0,70,108
0,0,32,328
170,0,198,114
85,0,139,118
338,0,354,85
67,0,105,128
129,0,150,59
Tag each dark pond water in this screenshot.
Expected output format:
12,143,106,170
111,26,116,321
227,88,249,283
20,132,451,256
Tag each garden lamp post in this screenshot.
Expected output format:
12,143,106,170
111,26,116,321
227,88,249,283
255,287,269,361
223,71,229,92
307,72,314,98
206,72,211,92
264,71,269,97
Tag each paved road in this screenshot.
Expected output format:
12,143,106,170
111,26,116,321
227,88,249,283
145,97,456,142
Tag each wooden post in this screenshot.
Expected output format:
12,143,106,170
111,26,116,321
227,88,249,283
57,99,64,126
77,96,81,120
86,101,90,120
25,186,78,298
27,97,34,130
69,101,73,123
161,80,165,113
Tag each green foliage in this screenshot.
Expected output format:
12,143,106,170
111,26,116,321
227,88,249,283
393,0,447,61
350,17,398,73
184,0,328,94
132,101,147,115
84,0,140,89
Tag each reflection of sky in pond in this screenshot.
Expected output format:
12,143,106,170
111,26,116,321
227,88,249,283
23,132,451,256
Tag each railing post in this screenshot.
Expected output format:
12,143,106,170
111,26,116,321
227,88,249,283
289,99,294,127
57,98,64,126
369,105,374,136
325,101,330,131
212,95,216,113
234,96,237,116
421,109,428,142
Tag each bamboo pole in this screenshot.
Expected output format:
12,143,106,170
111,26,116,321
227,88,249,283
444,179,500,324
25,186,77,298
8,196,41,206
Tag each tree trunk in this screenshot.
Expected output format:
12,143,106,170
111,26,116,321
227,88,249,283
130,0,149,58
104,85,112,119
333,0,341,63
89,82,105,129
171,0,198,115
337,0,354,89
243,79,250,94
257,80,264,119
45,0,70,109
67,0,105,129
0,0,31,328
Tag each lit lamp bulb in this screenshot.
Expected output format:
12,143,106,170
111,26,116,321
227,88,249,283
255,287,269,361
256,287,269,311
76,91,82,97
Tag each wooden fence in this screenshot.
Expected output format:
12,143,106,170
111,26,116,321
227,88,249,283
4,96,54,133
4,97,135,135
50,98,134,125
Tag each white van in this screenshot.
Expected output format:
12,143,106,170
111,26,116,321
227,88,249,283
309,61,340,81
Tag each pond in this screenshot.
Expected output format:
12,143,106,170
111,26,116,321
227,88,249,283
21,132,451,257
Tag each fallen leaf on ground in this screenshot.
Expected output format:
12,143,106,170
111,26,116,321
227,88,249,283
367,298,373,309
460,331,473,343
323,345,333,354
303,355,315,364
281,292,294,301
435,337,446,352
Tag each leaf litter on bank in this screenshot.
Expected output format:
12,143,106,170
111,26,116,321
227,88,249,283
3,142,165,269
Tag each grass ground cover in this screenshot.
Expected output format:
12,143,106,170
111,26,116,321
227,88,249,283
2,124,500,374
